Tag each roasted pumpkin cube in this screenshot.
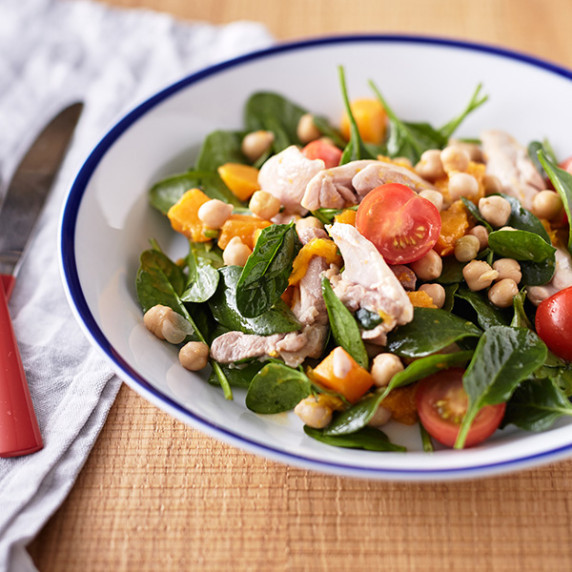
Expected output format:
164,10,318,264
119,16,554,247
218,163,261,201
217,214,271,250
167,188,211,242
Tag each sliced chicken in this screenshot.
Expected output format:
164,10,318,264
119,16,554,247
210,253,329,367
301,160,377,211
258,145,324,215
327,222,413,345
527,247,572,305
352,161,435,197
481,130,546,210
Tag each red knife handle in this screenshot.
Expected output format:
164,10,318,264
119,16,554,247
0,274,43,457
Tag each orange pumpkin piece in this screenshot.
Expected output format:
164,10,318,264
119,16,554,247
407,290,437,308
217,214,271,250
434,200,470,256
167,188,211,242
379,384,419,425
333,208,357,226
217,163,261,201
309,347,373,403
289,238,341,286
340,98,387,144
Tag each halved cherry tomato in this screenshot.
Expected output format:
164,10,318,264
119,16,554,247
355,183,441,264
416,368,506,448
535,286,572,362
559,156,572,175
302,139,342,169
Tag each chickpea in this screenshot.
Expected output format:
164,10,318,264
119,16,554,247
371,353,404,388
532,190,563,220
368,405,392,427
295,216,324,234
468,225,489,250
249,190,281,220
454,234,481,262
241,130,274,162
448,172,479,201
441,145,470,173
222,237,252,267
478,196,512,227
418,283,446,308
493,258,522,284
462,260,499,291
483,174,503,195
179,341,209,371
143,305,192,344
410,249,442,281
419,189,444,211
488,278,519,308
198,199,233,229
297,113,321,144
294,395,334,429
414,149,445,182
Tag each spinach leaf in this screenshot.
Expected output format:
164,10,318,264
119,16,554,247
191,241,225,269
435,258,465,284
535,352,572,396
537,150,572,256
442,283,459,313
503,378,572,432
355,308,383,330
207,360,266,388
209,266,301,335
461,197,492,232
488,229,556,263
195,130,246,171
369,81,487,164
236,223,301,317
454,288,511,329
454,326,547,448
181,262,219,303
386,307,482,358
304,426,406,452
136,249,187,314
502,194,551,242
149,170,243,214
324,351,472,436
528,139,558,178
419,423,435,452
245,363,311,413
511,290,532,329
321,277,368,368
338,67,376,164
311,205,358,225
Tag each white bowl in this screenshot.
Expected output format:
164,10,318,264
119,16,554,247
60,35,572,481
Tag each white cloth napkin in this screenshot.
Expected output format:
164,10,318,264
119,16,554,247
0,1,273,570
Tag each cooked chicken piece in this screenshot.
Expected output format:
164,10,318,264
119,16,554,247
258,145,325,215
352,161,435,197
328,222,413,345
481,130,546,210
301,160,377,211
527,247,572,305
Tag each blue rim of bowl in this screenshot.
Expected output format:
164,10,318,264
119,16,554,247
60,34,572,479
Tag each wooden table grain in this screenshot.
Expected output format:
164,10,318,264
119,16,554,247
30,1,572,570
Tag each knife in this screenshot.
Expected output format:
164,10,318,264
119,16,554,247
0,102,83,458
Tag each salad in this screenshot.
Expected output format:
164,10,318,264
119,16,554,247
136,67,572,452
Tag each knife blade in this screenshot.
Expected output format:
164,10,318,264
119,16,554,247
0,102,83,457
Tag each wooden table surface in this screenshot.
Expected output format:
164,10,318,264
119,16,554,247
29,1,572,570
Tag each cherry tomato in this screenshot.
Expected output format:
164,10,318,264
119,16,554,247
416,368,506,448
355,183,441,264
559,156,572,175
302,139,342,169
535,286,572,361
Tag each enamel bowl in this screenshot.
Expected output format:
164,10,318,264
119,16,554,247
60,35,572,480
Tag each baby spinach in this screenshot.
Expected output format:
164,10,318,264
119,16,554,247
190,241,225,269
503,378,572,432
312,205,358,224
454,288,511,329
207,360,266,389
245,363,311,413
355,308,383,330
195,130,246,171
181,262,219,303
324,351,472,436
538,150,572,256
338,66,376,165
236,223,301,317
511,291,532,329
488,229,556,263
386,307,481,358
461,197,492,231
435,258,465,285
209,266,301,335
321,277,368,368
149,170,242,214
304,426,406,452
454,326,547,448
502,194,551,242
369,81,487,164
535,352,572,396
528,139,557,178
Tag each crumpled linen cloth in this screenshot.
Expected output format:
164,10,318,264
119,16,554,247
0,1,273,570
